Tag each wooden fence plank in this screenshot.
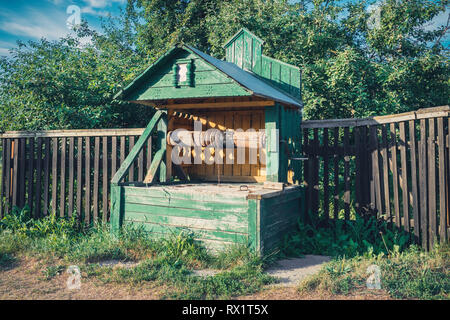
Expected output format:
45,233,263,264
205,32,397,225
27,138,34,216
12,139,19,208
60,137,67,217
85,137,91,224
312,128,319,216
343,127,350,220
35,138,43,218
129,136,135,181
370,126,382,216
68,138,74,216
0,139,5,218
102,136,109,222
4,139,11,214
409,120,420,242
419,119,428,249
323,128,329,220
93,136,100,221
428,118,437,247
51,138,58,215
399,122,410,231
42,138,50,215
390,123,400,227
19,138,26,208
381,125,391,220
333,127,339,220
437,118,447,243
111,136,117,177
76,137,83,219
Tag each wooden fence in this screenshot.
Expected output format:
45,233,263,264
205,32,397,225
0,128,151,223
1,106,449,250
302,106,450,250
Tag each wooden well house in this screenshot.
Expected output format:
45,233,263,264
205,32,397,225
111,28,304,253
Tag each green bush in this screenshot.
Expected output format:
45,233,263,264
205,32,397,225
281,213,412,258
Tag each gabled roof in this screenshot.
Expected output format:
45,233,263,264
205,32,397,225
114,44,302,108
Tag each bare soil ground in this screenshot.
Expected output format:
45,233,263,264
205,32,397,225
0,257,392,300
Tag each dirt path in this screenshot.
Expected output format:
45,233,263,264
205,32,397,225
0,257,392,300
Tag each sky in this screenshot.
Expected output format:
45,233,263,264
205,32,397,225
0,0,126,55
0,0,448,56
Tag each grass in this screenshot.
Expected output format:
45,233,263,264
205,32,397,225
0,206,274,299
1,206,448,300
298,244,450,299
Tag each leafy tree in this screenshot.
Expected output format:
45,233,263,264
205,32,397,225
0,0,448,130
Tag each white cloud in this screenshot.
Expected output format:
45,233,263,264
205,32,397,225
82,0,125,9
0,7,70,40
0,48,11,56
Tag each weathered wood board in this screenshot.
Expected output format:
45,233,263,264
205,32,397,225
113,183,302,254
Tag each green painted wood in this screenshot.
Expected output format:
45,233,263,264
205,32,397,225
144,148,164,183
123,186,248,204
112,110,162,184
124,219,248,243
124,196,248,215
247,198,260,253
110,183,123,236
124,210,248,234
157,110,167,183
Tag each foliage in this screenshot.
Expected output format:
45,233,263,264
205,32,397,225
281,213,413,258
0,0,449,130
299,244,450,299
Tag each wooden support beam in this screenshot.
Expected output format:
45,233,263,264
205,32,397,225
111,110,163,184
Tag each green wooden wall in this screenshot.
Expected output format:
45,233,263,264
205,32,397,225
128,50,250,101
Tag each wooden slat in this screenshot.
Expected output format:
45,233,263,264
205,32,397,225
399,122,410,231
370,126,382,215
76,138,83,218
60,137,67,217
354,127,362,214
322,128,329,220
12,139,19,207
146,138,152,170
27,138,34,216
4,139,11,214
138,139,144,182
381,125,391,219
0,128,146,138
102,136,109,222
120,136,126,178
437,118,447,243
111,136,117,177
51,138,58,215
409,120,420,242
312,128,319,217
418,119,428,249
333,127,339,220
128,136,135,181
68,137,74,217
35,138,43,218
0,139,5,218
390,123,400,227
165,100,276,110
343,127,350,220
428,118,437,247
93,137,100,221
42,138,50,215
18,138,26,208
85,137,91,224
